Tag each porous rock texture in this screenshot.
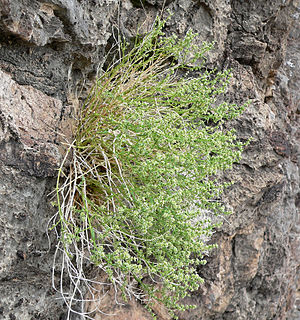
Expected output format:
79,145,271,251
0,0,299,319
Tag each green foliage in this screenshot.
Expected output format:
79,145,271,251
55,18,246,318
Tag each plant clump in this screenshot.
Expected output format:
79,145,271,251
53,18,247,319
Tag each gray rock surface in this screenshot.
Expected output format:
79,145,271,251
0,0,299,319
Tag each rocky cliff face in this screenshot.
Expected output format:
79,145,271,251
0,1,299,319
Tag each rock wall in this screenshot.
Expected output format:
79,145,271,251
0,0,299,319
